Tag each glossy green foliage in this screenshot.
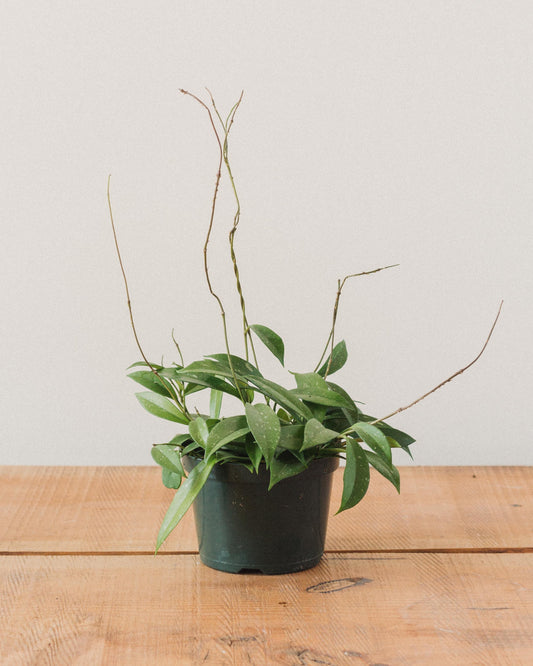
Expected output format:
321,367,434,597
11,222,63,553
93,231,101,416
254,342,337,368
151,444,185,476
268,456,307,490
347,421,392,464
302,419,339,451
131,335,415,550
205,416,250,459
249,324,285,366
161,468,183,489
155,457,217,552
128,370,174,397
317,340,348,377
189,417,209,448
338,438,370,513
135,392,188,424
245,403,280,467
292,373,354,409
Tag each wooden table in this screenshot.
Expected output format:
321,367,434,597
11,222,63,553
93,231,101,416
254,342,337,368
1,466,531,665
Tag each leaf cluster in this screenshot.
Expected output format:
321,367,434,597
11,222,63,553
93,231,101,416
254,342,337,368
129,331,414,551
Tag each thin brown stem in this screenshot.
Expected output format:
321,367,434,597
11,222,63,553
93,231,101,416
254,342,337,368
315,264,400,377
206,89,259,367
170,329,189,416
180,89,246,402
371,300,504,424
107,176,153,370
107,176,189,418
171,329,185,367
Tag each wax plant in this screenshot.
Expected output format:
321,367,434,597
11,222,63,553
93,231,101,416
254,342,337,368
108,90,501,552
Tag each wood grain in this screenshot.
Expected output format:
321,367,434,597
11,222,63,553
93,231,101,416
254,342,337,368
1,553,531,665
1,466,531,553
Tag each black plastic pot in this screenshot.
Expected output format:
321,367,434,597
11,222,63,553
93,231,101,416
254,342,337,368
183,455,339,574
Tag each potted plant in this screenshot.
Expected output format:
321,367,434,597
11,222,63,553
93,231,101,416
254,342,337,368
108,89,501,574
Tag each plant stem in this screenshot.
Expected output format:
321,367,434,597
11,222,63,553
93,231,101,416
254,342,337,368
371,300,504,425
180,89,246,403
107,176,190,420
170,330,190,417
315,264,400,378
206,88,259,368
171,329,185,367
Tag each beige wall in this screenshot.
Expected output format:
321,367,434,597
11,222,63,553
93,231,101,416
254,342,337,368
1,1,531,465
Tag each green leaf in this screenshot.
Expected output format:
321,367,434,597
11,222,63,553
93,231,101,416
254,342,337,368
277,408,292,423
205,354,263,378
292,373,353,409
135,392,189,424
337,438,370,513
205,415,250,459
209,389,223,419
301,419,339,451
249,324,285,366
128,370,174,397
379,425,415,457
151,444,185,476
326,382,361,420
358,416,415,453
268,456,307,490
317,340,348,377
365,451,400,493
349,421,392,464
168,433,192,447
245,440,262,473
156,457,217,552
189,417,209,448
127,361,164,371
304,401,328,423
183,382,205,396
182,442,202,456
245,403,281,468
174,360,246,386
161,468,183,489
248,376,314,421
278,424,305,451
169,368,242,399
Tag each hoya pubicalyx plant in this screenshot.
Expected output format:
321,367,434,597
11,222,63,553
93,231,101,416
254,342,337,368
108,89,501,552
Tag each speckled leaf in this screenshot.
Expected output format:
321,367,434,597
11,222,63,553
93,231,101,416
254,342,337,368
301,419,340,451
351,421,392,464
245,403,281,468
249,376,313,420
278,425,305,451
337,438,370,513
268,457,307,490
292,373,353,409
317,340,348,377
189,417,209,448
245,440,263,472
128,370,174,397
205,416,250,459
365,451,400,493
250,324,285,366
135,392,189,424
156,457,217,552
151,444,185,476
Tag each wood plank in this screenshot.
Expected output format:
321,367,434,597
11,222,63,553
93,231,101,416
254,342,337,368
0,466,195,554
1,553,531,665
1,466,531,553
330,465,533,553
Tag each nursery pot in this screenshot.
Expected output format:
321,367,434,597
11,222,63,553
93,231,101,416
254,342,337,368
183,455,339,574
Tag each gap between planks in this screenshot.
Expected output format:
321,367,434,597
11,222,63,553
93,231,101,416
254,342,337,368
2,547,532,556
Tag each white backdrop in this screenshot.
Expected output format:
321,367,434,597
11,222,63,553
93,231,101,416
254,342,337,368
1,1,531,466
